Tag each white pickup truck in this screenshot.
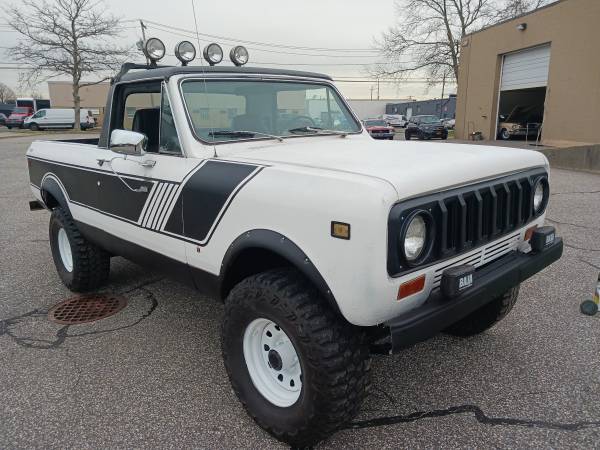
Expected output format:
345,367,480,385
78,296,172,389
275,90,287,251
26,42,562,447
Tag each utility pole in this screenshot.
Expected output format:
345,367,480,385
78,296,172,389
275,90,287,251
370,85,374,100
377,78,380,100
140,20,149,65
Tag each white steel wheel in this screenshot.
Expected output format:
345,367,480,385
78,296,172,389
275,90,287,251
57,227,73,272
243,318,302,407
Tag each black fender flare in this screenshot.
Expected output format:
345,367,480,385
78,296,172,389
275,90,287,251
219,229,341,314
40,175,70,213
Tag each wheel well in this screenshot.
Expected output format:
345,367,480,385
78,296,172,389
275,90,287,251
221,247,292,300
41,190,60,209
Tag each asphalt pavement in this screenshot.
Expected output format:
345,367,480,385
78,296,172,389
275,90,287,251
1,134,599,449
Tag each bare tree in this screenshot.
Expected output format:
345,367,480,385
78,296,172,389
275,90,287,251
0,82,16,104
7,0,129,126
374,0,551,85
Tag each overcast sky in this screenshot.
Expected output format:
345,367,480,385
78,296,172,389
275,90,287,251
0,0,454,100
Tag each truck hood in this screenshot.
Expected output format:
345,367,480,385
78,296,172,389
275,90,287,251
228,137,548,200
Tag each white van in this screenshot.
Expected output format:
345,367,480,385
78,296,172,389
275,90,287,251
24,109,95,131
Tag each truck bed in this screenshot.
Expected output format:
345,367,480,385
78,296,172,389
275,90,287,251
53,137,100,146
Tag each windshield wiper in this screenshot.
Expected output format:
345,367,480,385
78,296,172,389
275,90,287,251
208,130,283,142
288,126,347,137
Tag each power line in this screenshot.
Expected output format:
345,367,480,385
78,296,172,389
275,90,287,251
141,19,375,53
144,23,381,59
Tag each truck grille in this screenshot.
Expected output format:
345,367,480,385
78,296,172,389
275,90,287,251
387,168,548,276
438,177,533,255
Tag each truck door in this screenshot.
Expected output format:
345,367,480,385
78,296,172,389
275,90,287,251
99,80,196,278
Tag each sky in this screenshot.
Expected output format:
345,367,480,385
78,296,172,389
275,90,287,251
0,0,455,100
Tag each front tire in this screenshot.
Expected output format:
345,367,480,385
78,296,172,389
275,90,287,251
222,268,370,447
49,207,110,292
30,123,39,131
445,286,519,337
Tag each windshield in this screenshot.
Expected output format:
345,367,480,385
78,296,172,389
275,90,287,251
418,116,440,124
180,79,361,143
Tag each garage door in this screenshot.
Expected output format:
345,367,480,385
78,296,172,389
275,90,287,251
500,45,551,91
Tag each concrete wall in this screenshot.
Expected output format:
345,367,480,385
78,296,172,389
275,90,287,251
456,0,600,147
539,144,600,173
48,81,110,110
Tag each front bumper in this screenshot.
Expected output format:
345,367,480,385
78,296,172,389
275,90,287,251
386,236,563,353
423,129,447,138
370,132,394,139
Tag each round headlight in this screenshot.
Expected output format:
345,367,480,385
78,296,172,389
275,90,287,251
144,38,166,62
533,178,547,213
203,43,223,66
230,45,249,66
175,41,196,65
401,211,434,264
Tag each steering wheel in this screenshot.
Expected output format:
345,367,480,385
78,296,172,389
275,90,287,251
286,115,316,130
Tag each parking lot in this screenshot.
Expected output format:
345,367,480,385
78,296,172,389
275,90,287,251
1,133,599,449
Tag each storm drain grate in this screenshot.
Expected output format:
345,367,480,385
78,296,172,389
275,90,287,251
48,294,127,324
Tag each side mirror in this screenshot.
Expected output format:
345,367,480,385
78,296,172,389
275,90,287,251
110,129,147,156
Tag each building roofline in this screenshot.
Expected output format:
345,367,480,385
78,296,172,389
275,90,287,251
464,0,564,38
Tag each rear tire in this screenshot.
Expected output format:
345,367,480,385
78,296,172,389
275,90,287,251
222,268,370,447
49,207,110,292
445,286,519,337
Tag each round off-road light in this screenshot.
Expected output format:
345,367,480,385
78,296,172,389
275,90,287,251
533,177,548,214
143,38,166,62
203,43,223,66
230,45,249,66
401,210,434,266
174,41,196,65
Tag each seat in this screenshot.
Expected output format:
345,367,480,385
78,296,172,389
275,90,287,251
231,113,269,133
132,108,160,152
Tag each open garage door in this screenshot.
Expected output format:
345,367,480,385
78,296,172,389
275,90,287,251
497,45,550,141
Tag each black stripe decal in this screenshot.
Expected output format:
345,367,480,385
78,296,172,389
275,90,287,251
29,158,153,222
29,157,263,247
164,160,260,244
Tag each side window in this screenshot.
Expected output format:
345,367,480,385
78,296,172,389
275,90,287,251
34,110,46,118
159,87,182,155
123,92,161,131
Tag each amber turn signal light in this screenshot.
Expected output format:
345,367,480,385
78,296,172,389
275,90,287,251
331,221,350,240
524,224,538,241
397,274,426,300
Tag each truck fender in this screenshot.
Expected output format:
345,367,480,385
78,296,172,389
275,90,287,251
219,229,341,315
40,175,70,213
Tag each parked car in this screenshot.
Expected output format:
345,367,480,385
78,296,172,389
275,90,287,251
405,115,448,140
5,107,33,129
25,40,562,448
0,112,7,127
363,119,395,140
497,106,542,140
382,114,407,128
24,108,95,131
442,118,455,129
